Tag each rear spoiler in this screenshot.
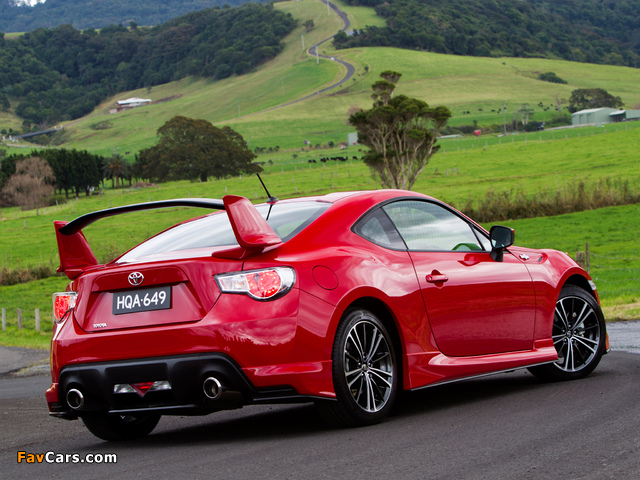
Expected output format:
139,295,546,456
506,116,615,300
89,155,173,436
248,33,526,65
55,195,281,279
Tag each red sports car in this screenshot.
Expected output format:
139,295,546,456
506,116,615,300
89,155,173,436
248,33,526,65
48,189,608,440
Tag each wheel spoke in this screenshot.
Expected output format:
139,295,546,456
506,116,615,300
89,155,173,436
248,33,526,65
347,330,365,361
556,302,570,331
572,302,593,331
365,374,374,411
573,335,598,354
561,339,574,371
369,368,393,388
366,329,383,363
345,368,363,385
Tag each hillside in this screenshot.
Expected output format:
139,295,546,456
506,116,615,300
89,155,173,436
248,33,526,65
0,0,262,32
2,0,640,156
0,3,297,127
334,0,640,67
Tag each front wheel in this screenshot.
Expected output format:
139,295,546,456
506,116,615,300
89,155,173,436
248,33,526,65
316,309,398,427
82,413,161,441
528,285,606,381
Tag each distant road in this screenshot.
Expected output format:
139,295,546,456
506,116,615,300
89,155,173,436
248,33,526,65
260,0,356,114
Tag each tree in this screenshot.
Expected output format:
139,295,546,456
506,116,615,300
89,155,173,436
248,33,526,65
139,116,261,182
515,103,534,128
349,70,451,190
1,157,55,210
568,88,624,113
303,19,314,32
103,154,129,188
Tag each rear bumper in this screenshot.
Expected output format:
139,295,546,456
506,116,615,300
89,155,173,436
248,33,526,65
46,353,304,419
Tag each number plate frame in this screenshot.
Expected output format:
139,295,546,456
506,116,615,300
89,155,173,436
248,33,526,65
112,286,172,315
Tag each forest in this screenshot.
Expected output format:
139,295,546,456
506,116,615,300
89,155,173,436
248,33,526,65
0,3,296,128
333,0,640,67
0,0,263,32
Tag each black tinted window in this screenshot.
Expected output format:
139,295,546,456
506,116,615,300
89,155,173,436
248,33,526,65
117,201,329,263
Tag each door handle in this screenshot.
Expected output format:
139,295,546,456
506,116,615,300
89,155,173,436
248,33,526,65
426,274,448,283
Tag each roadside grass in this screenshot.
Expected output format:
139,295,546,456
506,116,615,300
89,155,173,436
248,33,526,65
500,203,640,321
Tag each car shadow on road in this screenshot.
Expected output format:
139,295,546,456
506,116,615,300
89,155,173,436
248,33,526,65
103,369,570,448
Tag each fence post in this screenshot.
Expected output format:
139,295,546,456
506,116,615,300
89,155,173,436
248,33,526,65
17,308,22,330
575,251,586,270
35,308,40,332
585,243,590,275
1,308,5,331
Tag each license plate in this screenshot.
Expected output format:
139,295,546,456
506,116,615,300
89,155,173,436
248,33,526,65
112,286,171,315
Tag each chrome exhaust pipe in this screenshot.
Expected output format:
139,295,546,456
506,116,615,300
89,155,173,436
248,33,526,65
203,377,223,400
66,388,85,410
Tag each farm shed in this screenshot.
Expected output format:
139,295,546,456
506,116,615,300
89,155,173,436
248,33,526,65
113,97,152,113
571,108,623,126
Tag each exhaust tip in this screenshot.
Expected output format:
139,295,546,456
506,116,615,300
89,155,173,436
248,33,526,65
203,377,223,400
66,388,85,410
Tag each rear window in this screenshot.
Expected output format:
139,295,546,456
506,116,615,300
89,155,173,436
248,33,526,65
116,201,329,264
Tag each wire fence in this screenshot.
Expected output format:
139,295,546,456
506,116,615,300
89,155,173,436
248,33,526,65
577,248,640,299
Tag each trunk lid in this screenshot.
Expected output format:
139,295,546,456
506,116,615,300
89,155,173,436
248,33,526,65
73,258,241,332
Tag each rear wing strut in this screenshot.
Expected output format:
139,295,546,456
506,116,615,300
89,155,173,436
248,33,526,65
55,196,281,279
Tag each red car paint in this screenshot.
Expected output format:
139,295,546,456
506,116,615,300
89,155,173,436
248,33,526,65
47,189,603,432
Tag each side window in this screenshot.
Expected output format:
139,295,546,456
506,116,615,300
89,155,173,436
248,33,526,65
383,201,484,252
474,225,492,251
354,209,405,249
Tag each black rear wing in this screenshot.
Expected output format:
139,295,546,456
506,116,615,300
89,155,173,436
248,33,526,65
58,198,225,235
55,195,281,279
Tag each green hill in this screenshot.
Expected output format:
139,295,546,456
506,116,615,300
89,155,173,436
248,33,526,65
3,0,640,155
334,0,640,67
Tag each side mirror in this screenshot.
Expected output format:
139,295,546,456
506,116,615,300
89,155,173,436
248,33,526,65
489,225,514,262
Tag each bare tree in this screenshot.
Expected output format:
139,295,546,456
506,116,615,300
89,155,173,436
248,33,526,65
1,157,55,211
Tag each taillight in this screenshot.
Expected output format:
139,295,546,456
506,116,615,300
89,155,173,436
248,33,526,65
53,292,77,323
215,267,295,301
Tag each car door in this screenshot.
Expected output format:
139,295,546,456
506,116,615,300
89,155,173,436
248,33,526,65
382,200,536,357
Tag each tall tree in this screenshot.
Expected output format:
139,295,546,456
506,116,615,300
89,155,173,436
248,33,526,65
140,116,261,182
568,88,624,113
349,70,451,190
103,154,129,188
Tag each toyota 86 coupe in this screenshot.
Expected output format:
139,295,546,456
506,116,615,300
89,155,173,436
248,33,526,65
48,189,608,440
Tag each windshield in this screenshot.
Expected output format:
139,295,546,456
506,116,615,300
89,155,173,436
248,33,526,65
116,201,330,264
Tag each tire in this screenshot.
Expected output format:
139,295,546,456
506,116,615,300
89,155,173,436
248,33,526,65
82,413,161,441
528,285,606,381
316,309,398,427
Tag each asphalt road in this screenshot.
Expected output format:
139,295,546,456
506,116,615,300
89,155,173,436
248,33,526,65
1,327,639,479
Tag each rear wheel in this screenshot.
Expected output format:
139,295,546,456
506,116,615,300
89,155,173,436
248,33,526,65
316,309,397,427
528,285,606,381
82,413,161,441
